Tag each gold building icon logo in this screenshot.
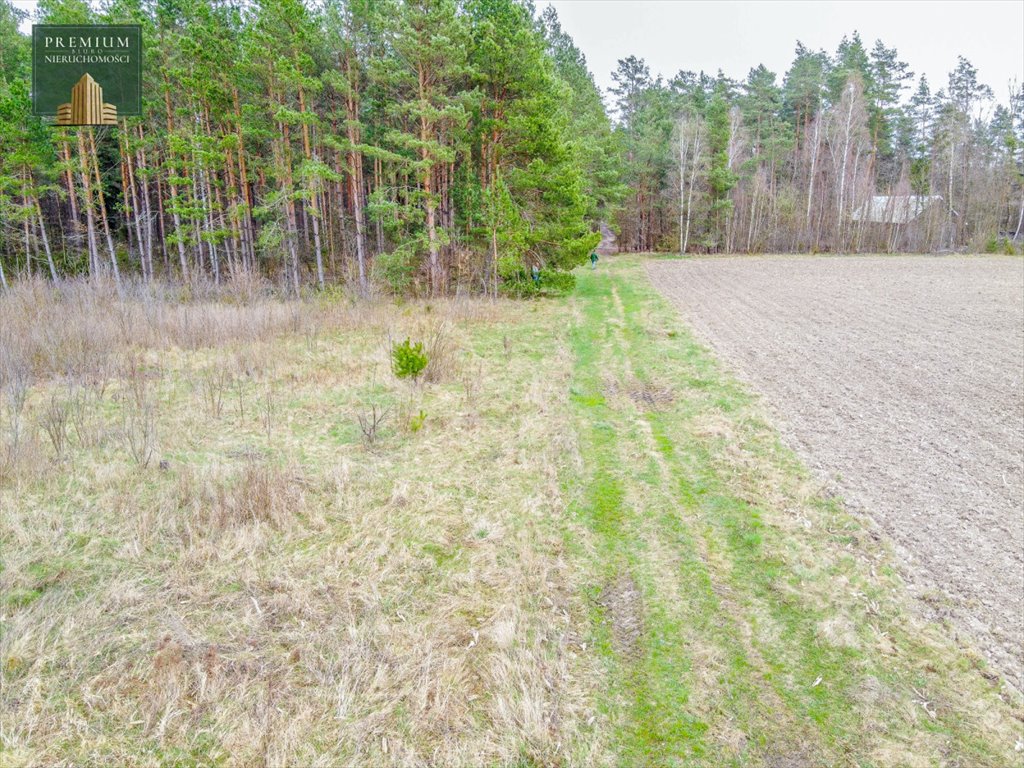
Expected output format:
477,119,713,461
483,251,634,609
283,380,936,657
56,73,117,126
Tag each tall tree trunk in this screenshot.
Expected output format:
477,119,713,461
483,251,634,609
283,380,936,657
805,110,821,242
683,132,702,255
947,140,956,248
215,160,238,277
233,88,256,271
746,173,759,252
123,123,149,281
835,84,858,248
678,119,689,254
199,166,219,284
23,193,33,277
191,148,204,272
76,130,100,278
137,131,156,280
298,86,325,289
60,135,79,225
418,63,441,295
343,53,368,292
1013,192,1024,240
374,156,384,254
36,198,58,281
275,99,301,295
88,129,122,290
333,149,349,270
164,91,189,278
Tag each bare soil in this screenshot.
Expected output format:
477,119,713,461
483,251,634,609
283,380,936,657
648,255,1024,690
599,574,644,659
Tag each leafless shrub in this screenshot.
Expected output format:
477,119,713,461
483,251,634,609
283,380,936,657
422,320,458,384
304,320,321,354
0,277,318,382
122,397,158,468
38,394,71,457
231,461,302,527
221,267,275,304
232,344,268,379
0,277,122,380
0,424,44,485
1,365,30,457
288,305,308,336
175,460,304,534
118,351,157,410
198,365,230,419
233,376,247,422
356,403,391,446
462,360,485,409
67,384,105,449
261,381,277,441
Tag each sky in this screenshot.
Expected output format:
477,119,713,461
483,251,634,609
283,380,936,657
11,0,1024,108
537,0,1024,109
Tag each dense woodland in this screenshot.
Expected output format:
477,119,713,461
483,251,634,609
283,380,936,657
611,37,1024,254
0,0,618,294
0,1,1021,295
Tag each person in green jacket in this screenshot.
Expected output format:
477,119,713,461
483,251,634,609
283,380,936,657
590,251,599,270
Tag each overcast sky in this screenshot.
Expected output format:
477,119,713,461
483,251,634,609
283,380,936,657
12,0,1024,108
537,0,1024,109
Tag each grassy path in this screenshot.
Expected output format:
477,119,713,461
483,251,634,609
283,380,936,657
565,256,1022,766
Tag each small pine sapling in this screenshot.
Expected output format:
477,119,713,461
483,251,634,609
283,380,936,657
392,338,428,381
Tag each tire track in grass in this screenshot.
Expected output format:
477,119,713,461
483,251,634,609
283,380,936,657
569,273,711,764
608,274,829,763
613,268,956,763
610,274,850,748
569,270,826,765
607,258,1020,766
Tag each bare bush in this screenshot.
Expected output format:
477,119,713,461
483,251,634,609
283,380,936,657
304,319,321,354
0,277,317,382
422,320,458,384
462,360,485,409
261,381,276,441
1,365,30,458
356,403,391,446
38,394,71,457
122,397,158,468
197,365,230,419
118,351,158,409
174,460,304,535
218,268,275,304
232,376,247,422
232,344,269,379
67,384,105,449
0,279,505,388
231,461,302,527
0,424,44,485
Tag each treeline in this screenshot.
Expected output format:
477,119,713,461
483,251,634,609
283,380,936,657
0,0,620,294
611,34,1024,254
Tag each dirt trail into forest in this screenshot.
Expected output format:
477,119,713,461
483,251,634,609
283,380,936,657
597,223,618,255
648,255,1024,690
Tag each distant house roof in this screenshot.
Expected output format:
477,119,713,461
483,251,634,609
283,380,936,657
851,195,943,224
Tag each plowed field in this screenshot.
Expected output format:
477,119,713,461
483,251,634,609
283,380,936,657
648,255,1024,689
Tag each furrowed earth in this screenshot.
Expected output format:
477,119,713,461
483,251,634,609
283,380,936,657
648,254,1024,692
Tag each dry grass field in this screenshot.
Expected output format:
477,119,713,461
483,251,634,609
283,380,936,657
1,259,1022,766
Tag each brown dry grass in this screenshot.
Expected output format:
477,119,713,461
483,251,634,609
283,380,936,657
4,265,1020,766
0,280,605,766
